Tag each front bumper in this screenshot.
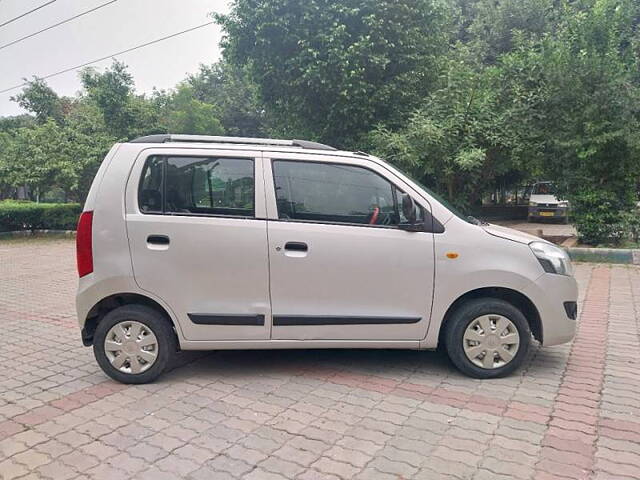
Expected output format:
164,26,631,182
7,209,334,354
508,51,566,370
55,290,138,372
528,206,568,219
522,272,579,346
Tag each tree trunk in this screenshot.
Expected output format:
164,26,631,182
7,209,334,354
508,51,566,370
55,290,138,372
447,176,455,201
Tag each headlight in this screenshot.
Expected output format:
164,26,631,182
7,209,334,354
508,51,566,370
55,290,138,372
529,241,573,276
558,201,569,207
529,201,538,206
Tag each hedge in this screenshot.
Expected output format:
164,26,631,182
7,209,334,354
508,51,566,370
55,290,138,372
0,201,82,232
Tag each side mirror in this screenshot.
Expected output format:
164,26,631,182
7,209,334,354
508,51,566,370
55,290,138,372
402,194,417,224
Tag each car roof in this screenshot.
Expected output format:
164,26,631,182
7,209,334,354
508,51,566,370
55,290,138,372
126,134,369,159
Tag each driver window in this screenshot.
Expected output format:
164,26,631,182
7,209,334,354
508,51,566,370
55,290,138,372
273,160,406,227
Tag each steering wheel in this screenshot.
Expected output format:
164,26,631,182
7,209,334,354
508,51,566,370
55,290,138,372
369,207,380,225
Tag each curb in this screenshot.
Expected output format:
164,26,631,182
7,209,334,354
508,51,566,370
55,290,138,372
567,247,640,265
0,229,76,238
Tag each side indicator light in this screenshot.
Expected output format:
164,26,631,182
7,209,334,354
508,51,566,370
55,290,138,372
446,252,459,259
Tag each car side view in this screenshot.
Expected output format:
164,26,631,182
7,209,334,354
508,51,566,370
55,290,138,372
76,134,578,384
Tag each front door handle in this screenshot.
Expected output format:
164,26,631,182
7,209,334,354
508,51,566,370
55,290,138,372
284,241,308,252
147,235,170,245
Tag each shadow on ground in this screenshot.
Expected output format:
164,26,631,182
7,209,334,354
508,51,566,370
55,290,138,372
166,348,454,381
160,341,567,386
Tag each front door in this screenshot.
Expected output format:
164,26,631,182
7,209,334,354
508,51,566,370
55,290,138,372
126,151,271,341
265,157,435,341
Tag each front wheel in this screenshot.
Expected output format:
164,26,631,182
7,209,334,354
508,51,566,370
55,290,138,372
93,305,176,384
444,298,530,379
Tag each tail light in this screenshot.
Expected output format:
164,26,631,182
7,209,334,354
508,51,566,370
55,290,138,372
76,211,94,277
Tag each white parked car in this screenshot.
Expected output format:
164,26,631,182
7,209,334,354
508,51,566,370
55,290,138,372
528,181,569,223
76,135,578,383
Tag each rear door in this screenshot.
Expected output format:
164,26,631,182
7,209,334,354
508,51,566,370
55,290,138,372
264,154,435,341
125,148,271,341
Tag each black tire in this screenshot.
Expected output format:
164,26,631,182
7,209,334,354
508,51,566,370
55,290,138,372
444,298,530,379
93,305,176,384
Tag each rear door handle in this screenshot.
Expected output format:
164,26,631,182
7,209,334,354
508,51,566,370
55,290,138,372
147,235,170,245
284,241,308,252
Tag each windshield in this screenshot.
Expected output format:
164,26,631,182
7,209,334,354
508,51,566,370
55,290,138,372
413,180,476,224
373,156,476,224
532,182,556,195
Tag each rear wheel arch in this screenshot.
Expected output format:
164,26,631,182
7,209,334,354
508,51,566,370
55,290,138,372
82,293,179,348
437,287,542,348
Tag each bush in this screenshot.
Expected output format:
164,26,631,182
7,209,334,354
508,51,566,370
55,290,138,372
0,201,82,232
620,208,640,244
571,190,637,246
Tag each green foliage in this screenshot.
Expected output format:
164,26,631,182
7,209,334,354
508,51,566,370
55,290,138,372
0,114,35,132
217,0,452,146
369,54,529,208
571,190,628,245
620,208,640,244
369,0,640,227
187,61,266,136
11,78,66,124
500,0,640,244
0,201,81,232
163,84,224,135
460,0,559,63
80,61,138,138
0,118,114,202
0,60,226,202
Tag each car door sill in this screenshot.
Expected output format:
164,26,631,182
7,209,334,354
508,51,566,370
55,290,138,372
179,339,422,350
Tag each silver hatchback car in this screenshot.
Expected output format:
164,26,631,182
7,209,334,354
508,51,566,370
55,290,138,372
76,134,578,384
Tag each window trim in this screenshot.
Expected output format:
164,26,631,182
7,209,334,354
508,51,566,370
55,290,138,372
137,154,258,219
270,158,434,231
137,155,165,215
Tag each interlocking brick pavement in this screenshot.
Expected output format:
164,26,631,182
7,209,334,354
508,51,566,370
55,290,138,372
1,238,640,479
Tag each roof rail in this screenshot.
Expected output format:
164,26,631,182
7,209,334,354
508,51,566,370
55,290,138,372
129,134,337,151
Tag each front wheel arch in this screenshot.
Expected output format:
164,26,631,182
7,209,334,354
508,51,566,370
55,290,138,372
437,287,542,350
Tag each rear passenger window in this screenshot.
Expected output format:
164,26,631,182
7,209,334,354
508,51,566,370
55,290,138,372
138,156,255,217
272,160,403,226
139,156,164,213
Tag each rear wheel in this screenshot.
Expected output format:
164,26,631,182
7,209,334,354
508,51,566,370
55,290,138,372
445,298,530,379
93,305,176,384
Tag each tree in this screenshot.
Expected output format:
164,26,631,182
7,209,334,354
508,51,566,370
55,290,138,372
1,121,61,200
0,114,35,133
457,0,560,63
1,113,114,202
79,60,162,139
10,78,66,124
369,0,640,236
498,0,640,242
188,60,266,136
370,52,527,208
217,0,452,147
163,84,224,135
0,130,14,198
63,100,116,200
